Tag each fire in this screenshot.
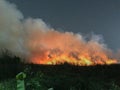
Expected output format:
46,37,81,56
29,48,117,66
25,22,118,66
0,0,118,66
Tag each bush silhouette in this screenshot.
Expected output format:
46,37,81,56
0,49,23,80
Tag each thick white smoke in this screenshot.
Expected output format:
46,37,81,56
0,0,118,64
0,0,25,55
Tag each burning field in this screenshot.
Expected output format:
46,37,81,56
1,0,120,89
0,0,119,66
0,0,120,90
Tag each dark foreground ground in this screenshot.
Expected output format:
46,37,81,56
22,63,120,90
1,59,120,90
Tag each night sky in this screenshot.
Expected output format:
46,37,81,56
8,0,120,50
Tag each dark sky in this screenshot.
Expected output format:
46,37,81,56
8,0,120,50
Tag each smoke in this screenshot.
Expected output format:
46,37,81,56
0,0,25,55
0,0,118,64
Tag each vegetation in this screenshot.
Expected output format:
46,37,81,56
0,50,23,80
0,50,120,90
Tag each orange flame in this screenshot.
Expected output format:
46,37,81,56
30,55,117,66
29,48,117,66
26,28,118,66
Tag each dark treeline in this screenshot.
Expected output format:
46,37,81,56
27,63,120,81
0,50,24,80
25,63,120,90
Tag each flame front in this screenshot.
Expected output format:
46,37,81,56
29,48,117,66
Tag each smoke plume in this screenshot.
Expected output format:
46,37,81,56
0,0,118,65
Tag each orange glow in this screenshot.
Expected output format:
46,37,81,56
26,29,118,66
